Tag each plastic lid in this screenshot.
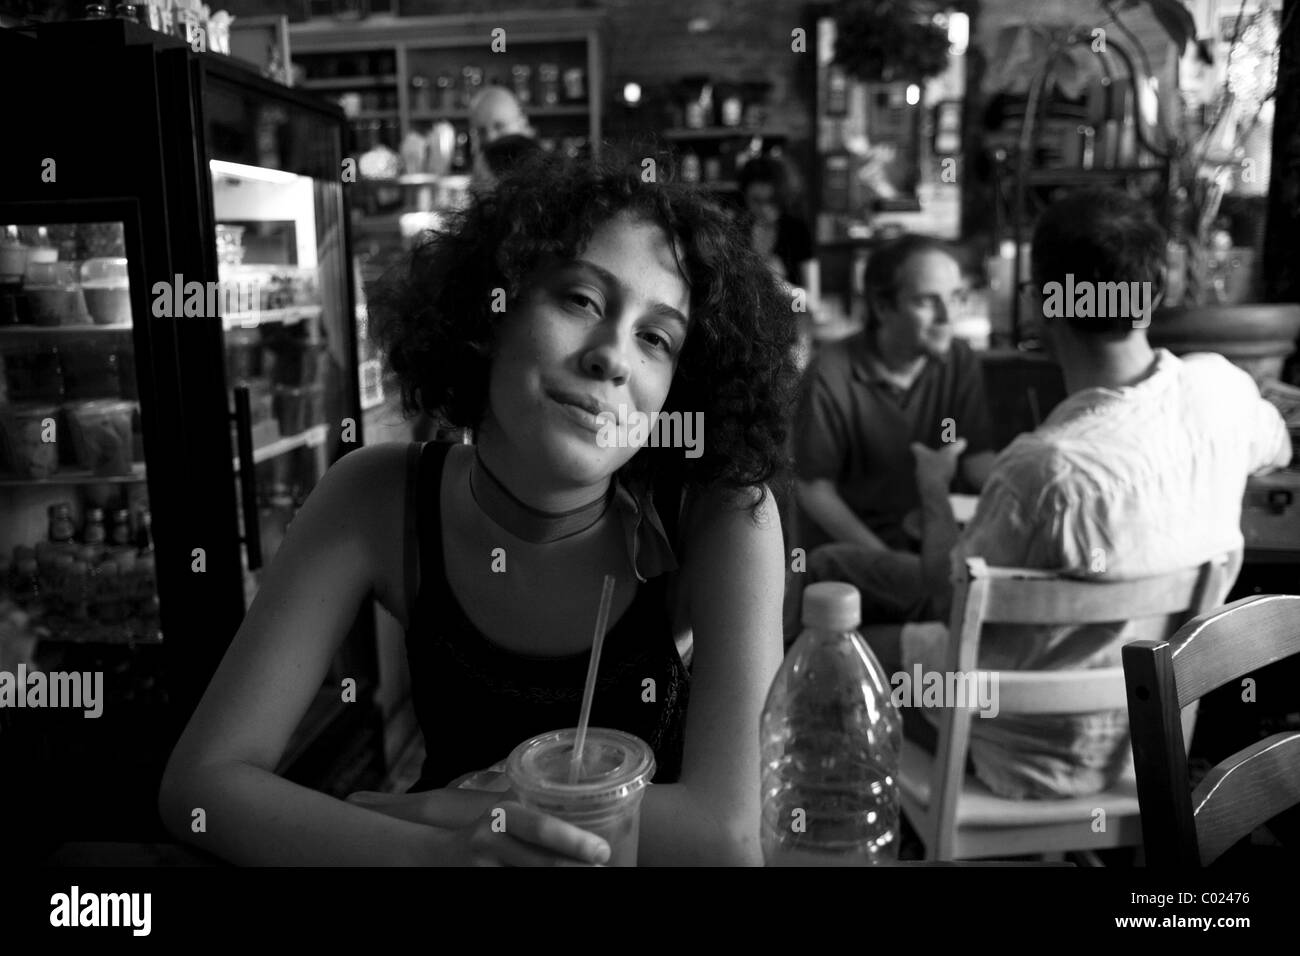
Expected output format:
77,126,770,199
507,727,655,805
801,581,861,631
81,257,129,287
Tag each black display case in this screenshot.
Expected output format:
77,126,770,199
0,18,384,861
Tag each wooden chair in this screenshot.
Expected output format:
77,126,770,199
899,553,1232,861
1123,594,1300,866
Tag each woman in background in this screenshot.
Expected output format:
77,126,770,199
738,155,819,312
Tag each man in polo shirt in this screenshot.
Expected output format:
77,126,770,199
788,234,996,638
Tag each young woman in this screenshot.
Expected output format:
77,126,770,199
158,152,798,866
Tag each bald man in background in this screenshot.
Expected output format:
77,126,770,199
468,87,534,179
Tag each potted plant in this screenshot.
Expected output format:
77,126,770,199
983,0,1299,383
832,0,953,84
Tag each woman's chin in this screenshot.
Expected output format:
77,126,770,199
536,431,628,485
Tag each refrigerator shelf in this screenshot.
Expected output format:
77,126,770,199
35,623,164,646
0,463,147,487
221,305,322,330
0,323,134,340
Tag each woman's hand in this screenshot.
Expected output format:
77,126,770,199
347,791,608,866
346,786,505,828
435,801,611,867
346,788,609,865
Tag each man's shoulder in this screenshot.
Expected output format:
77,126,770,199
806,331,869,382
988,431,1083,495
940,337,984,380
1173,349,1258,395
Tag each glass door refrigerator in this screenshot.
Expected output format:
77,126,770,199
0,17,384,862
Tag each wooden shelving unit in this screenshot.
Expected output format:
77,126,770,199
289,9,605,160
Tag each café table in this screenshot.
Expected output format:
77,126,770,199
44,841,1071,866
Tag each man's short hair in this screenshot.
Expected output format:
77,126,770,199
1031,187,1166,336
862,233,960,325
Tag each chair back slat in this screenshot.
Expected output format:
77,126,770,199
1167,595,1300,708
979,568,1209,624
994,667,1128,714
1191,732,1300,866
928,569,989,860
1125,594,1300,866
1124,639,1200,865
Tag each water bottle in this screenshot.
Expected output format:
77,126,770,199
761,582,902,866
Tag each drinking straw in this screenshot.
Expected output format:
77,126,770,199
569,574,616,784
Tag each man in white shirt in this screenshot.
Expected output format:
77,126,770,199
877,188,1293,799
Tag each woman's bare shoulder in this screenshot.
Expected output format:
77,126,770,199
324,442,412,503
679,482,781,541
320,442,417,619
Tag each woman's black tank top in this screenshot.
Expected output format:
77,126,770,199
402,441,690,792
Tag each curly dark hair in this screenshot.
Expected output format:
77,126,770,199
370,148,800,510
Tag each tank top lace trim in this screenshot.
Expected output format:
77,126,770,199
402,441,690,792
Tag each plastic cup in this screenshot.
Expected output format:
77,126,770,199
506,728,655,867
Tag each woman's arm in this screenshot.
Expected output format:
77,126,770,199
636,484,786,866
157,445,603,866
157,444,439,863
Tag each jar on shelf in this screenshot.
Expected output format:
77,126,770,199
743,81,771,128
680,149,702,183
80,257,132,326
718,83,743,128
110,509,132,547
562,67,586,102
436,73,456,111
511,63,532,105
538,64,560,106
410,74,431,113
0,226,28,283
0,403,60,479
461,66,484,109
83,508,108,546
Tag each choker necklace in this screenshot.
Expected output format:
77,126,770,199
470,450,613,543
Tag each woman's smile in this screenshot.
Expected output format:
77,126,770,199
547,389,610,434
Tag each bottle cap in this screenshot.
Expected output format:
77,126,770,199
801,581,861,631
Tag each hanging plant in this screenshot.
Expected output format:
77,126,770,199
832,0,952,84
